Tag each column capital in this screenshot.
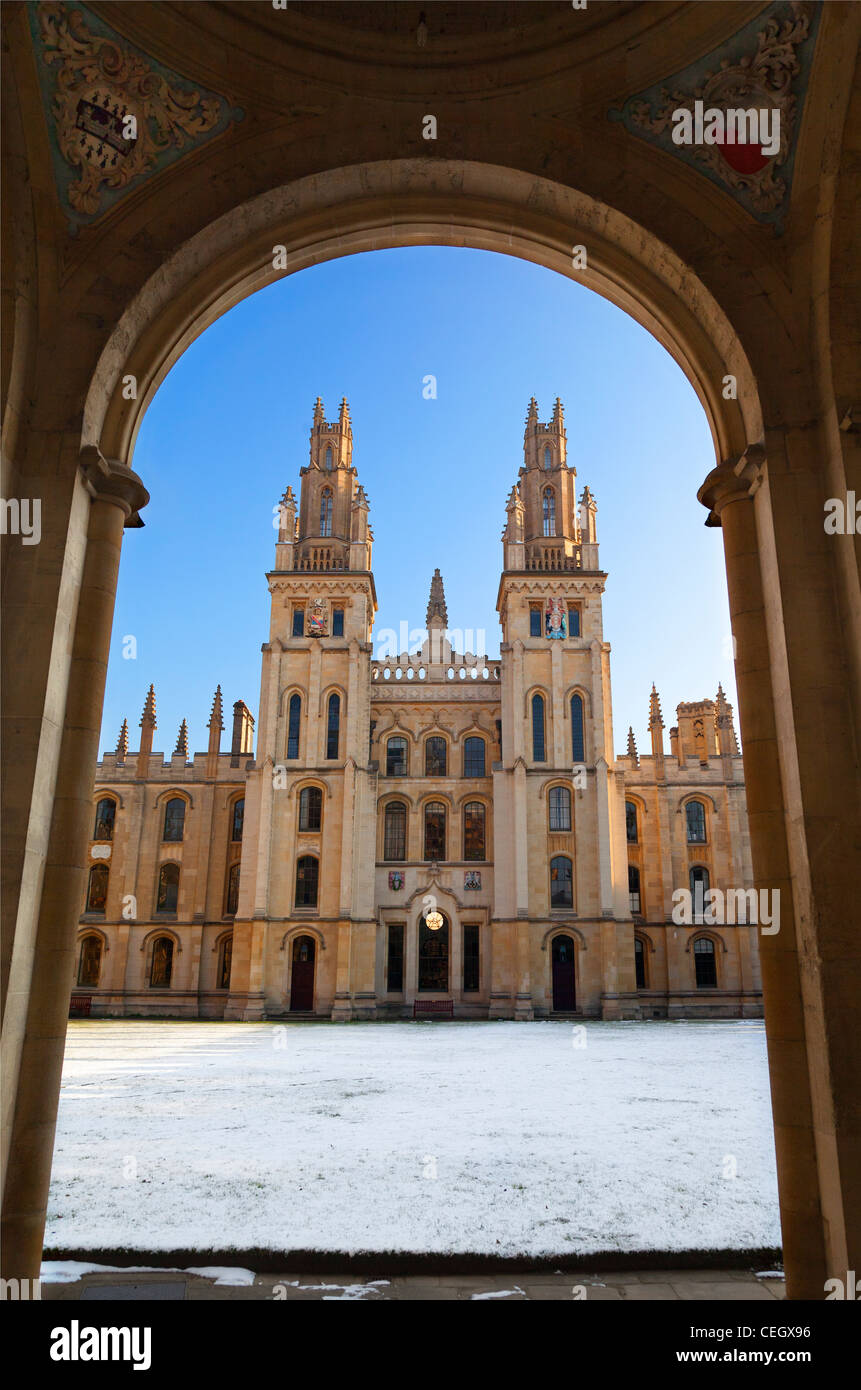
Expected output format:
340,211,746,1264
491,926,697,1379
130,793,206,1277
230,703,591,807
79,446,149,527
697,444,766,527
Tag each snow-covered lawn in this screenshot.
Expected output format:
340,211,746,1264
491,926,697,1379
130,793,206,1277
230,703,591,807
46,1019,781,1257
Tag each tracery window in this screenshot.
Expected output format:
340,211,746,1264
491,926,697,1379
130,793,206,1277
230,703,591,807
86,864,108,914
156,863,179,914
425,736,447,777
225,862,240,915
231,798,245,842
93,797,116,841
150,935,174,987
320,487,333,537
626,800,638,843
542,487,556,537
77,935,102,987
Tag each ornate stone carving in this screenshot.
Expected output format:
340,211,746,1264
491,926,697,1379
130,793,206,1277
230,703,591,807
31,3,239,220
610,2,819,228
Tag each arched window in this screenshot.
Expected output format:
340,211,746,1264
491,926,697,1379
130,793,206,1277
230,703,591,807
543,445,552,469
548,786,571,831
150,936,173,987
326,693,340,760
320,486,333,536
628,864,641,914
463,802,486,861
156,863,180,914
634,938,646,990
324,445,333,471
299,786,322,831
384,802,407,860
424,802,446,861
532,694,545,762
386,736,407,777
686,800,707,843
694,937,717,989
231,797,244,842
425,736,447,777
690,865,710,922
542,487,556,537
626,800,638,842
295,855,319,908
77,935,102,987
571,694,585,763
162,797,186,842
85,863,108,914
550,855,573,909
218,934,233,990
286,694,301,759
463,736,485,778
93,797,116,841
225,862,240,915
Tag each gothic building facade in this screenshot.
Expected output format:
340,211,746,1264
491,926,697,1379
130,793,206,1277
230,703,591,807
73,400,761,1021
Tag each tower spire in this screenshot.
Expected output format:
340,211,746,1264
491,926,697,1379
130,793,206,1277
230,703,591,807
137,684,156,776
174,718,189,759
426,568,448,628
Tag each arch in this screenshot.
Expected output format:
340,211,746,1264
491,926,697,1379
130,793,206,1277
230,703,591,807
154,787,194,810
570,691,585,763
142,930,179,989
285,691,302,760
84,863,109,914
423,800,447,862
549,854,574,909
690,934,720,990
625,798,640,843
155,860,181,914
228,793,245,842
683,797,709,844
462,734,486,778
279,925,327,954
298,784,323,832
289,933,317,1012
85,162,760,472
531,692,546,763
385,733,409,777
563,684,593,716
685,929,728,954
462,800,487,862
542,486,556,537
424,734,448,778
224,861,241,915
550,931,577,1011
278,682,308,716
540,924,587,953
382,799,408,862
215,929,233,990
547,783,572,832
325,690,341,760
295,853,320,909
318,681,348,717
319,486,333,537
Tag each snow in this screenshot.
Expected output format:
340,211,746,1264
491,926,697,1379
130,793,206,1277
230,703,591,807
46,1019,780,1257
40,1261,256,1286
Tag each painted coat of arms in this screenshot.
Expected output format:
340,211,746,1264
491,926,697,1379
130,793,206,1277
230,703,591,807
388,872,404,892
545,599,567,640
464,871,481,891
308,599,328,638
31,3,237,220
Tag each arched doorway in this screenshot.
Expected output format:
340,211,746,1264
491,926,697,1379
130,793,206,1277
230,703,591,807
551,935,576,1012
418,913,449,993
289,935,316,1012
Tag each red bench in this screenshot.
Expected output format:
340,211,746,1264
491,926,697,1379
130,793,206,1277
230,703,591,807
69,994,92,1017
413,999,454,1019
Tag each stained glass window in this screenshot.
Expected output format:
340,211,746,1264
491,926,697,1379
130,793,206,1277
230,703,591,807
550,855,573,908
162,797,185,842
150,935,173,987
77,935,102,987
425,736,447,777
463,802,486,861
226,862,240,915
156,862,179,913
424,802,446,861
218,935,233,990
86,864,108,914
232,798,244,842
626,800,638,843
571,694,585,763
93,797,116,841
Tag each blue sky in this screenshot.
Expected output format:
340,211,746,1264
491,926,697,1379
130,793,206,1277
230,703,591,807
103,246,737,758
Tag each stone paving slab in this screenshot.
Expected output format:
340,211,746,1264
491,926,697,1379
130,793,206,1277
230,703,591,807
41,1269,787,1301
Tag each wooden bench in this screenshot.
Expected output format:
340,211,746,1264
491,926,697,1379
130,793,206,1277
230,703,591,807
413,999,454,1019
69,994,92,1017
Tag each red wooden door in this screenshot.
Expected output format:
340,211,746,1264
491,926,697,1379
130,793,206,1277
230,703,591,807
552,935,576,1011
290,935,315,1011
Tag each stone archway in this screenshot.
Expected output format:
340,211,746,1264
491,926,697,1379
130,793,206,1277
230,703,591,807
2,3,858,1301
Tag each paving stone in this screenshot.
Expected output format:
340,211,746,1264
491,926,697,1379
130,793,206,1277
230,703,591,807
670,1281,775,1300
619,1283,680,1300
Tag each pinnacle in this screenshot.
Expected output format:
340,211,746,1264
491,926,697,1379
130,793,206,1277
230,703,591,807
175,719,189,758
208,684,224,730
116,719,129,758
140,684,156,728
426,568,448,628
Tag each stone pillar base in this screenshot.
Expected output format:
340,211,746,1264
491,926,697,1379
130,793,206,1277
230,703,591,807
488,992,512,1020
352,992,377,1021
514,993,534,1021
331,992,353,1022
223,992,266,1021
600,992,622,1020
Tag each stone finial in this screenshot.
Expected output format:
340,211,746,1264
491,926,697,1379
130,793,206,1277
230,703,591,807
715,683,740,755
426,568,448,628
627,726,639,767
174,719,189,759
338,396,351,431
552,396,565,428
208,684,224,732
525,396,539,430
140,683,156,729
313,396,325,426
649,682,664,726
116,719,129,761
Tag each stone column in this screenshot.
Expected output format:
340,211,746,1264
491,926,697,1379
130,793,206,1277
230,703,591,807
699,450,828,1298
1,449,148,1281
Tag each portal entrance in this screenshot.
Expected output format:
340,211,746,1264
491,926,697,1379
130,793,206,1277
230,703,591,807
552,935,576,1012
289,935,316,1012
418,913,450,993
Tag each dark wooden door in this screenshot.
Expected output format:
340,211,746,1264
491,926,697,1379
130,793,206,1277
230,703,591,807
290,935,315,1011
552,934,576,1011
